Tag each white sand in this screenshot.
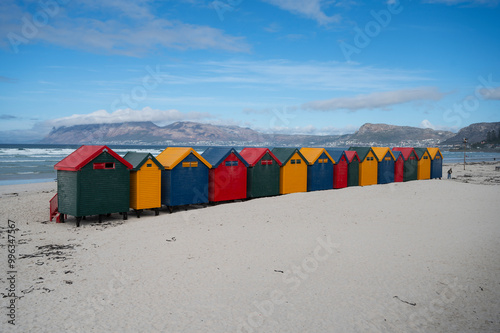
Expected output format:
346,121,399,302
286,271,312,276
1,164,499,332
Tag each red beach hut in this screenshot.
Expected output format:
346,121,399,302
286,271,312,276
392,150,404,182
201,147,249,202
326,148,348,189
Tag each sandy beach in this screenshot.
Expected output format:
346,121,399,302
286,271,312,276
1,163,500,332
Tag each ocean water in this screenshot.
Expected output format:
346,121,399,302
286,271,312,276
1,144,499,185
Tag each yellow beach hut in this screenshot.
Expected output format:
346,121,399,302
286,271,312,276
348,147,378,186
272,148,308,195
123,152,164,217
414,148,431,180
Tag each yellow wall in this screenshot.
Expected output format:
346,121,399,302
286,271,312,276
130,158,162,210
359,151,378,186
417,151,431,180
280,152,307,194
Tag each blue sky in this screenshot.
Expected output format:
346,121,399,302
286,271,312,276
1,0,499,142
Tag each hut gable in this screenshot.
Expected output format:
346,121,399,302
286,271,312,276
202,147,249,168
156,147,211,170
272,148,307,165
349,147,377,162
300,148,335,165
123,152,164,171
344,151,361,163
326,148,349,164
427,147,443,160
239,148,282,167
371,147,395,162
392,150,403,161
414,148,431,160
392,147,418,161
54,145,132,171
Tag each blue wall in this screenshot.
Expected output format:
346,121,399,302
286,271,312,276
307,152,334,191
377,151,395,184
161,153,209,206
430,158,443,179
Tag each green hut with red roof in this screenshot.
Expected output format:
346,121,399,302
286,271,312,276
54,145,132,227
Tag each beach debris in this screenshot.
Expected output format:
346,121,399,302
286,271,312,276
19,244,79,260
166,237,176,242
393,296,416,306
274,270,284,273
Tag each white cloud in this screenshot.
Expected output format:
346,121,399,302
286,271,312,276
262,0,341,25
162,59,433,93
420,119,458,132
479,87,500,100
44,107,214,128
302,87,446,111
1,0,250,55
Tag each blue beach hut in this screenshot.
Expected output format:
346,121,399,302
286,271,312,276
156,147,211,211
372,147,396,184
300,148,335,192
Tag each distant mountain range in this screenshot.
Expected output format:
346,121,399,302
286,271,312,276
441,122,500,145
39,121,498,147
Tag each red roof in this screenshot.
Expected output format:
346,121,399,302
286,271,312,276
392,147,416,161
344,151,360,163
54,145,133,171
239,148,282,167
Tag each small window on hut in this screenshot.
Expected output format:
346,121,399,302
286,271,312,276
296,159,301,164
147,163,152,167
385,157,391,161
424,156,428,160
410,157,415,160
436,156,440,159
291,159,296,164
182,162,191,168
190,162,198,167
261,160,272,165
93,162,115,169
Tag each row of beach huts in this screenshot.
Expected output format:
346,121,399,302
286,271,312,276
49,145,443,227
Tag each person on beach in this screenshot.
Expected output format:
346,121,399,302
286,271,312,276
447,168,452,179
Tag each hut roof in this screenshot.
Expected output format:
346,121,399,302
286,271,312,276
54,145,132,171
392,150,403,161
392,147,417,161
201,147,249,168
371,147,395,161
325,148,349,164
348,147,376,162
427,147,443,160
414,148,430,160
344,151,361,163
156,147,211,170
123,152,164,171
239,148,282,167
272,148,307,165
300,148,335,165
